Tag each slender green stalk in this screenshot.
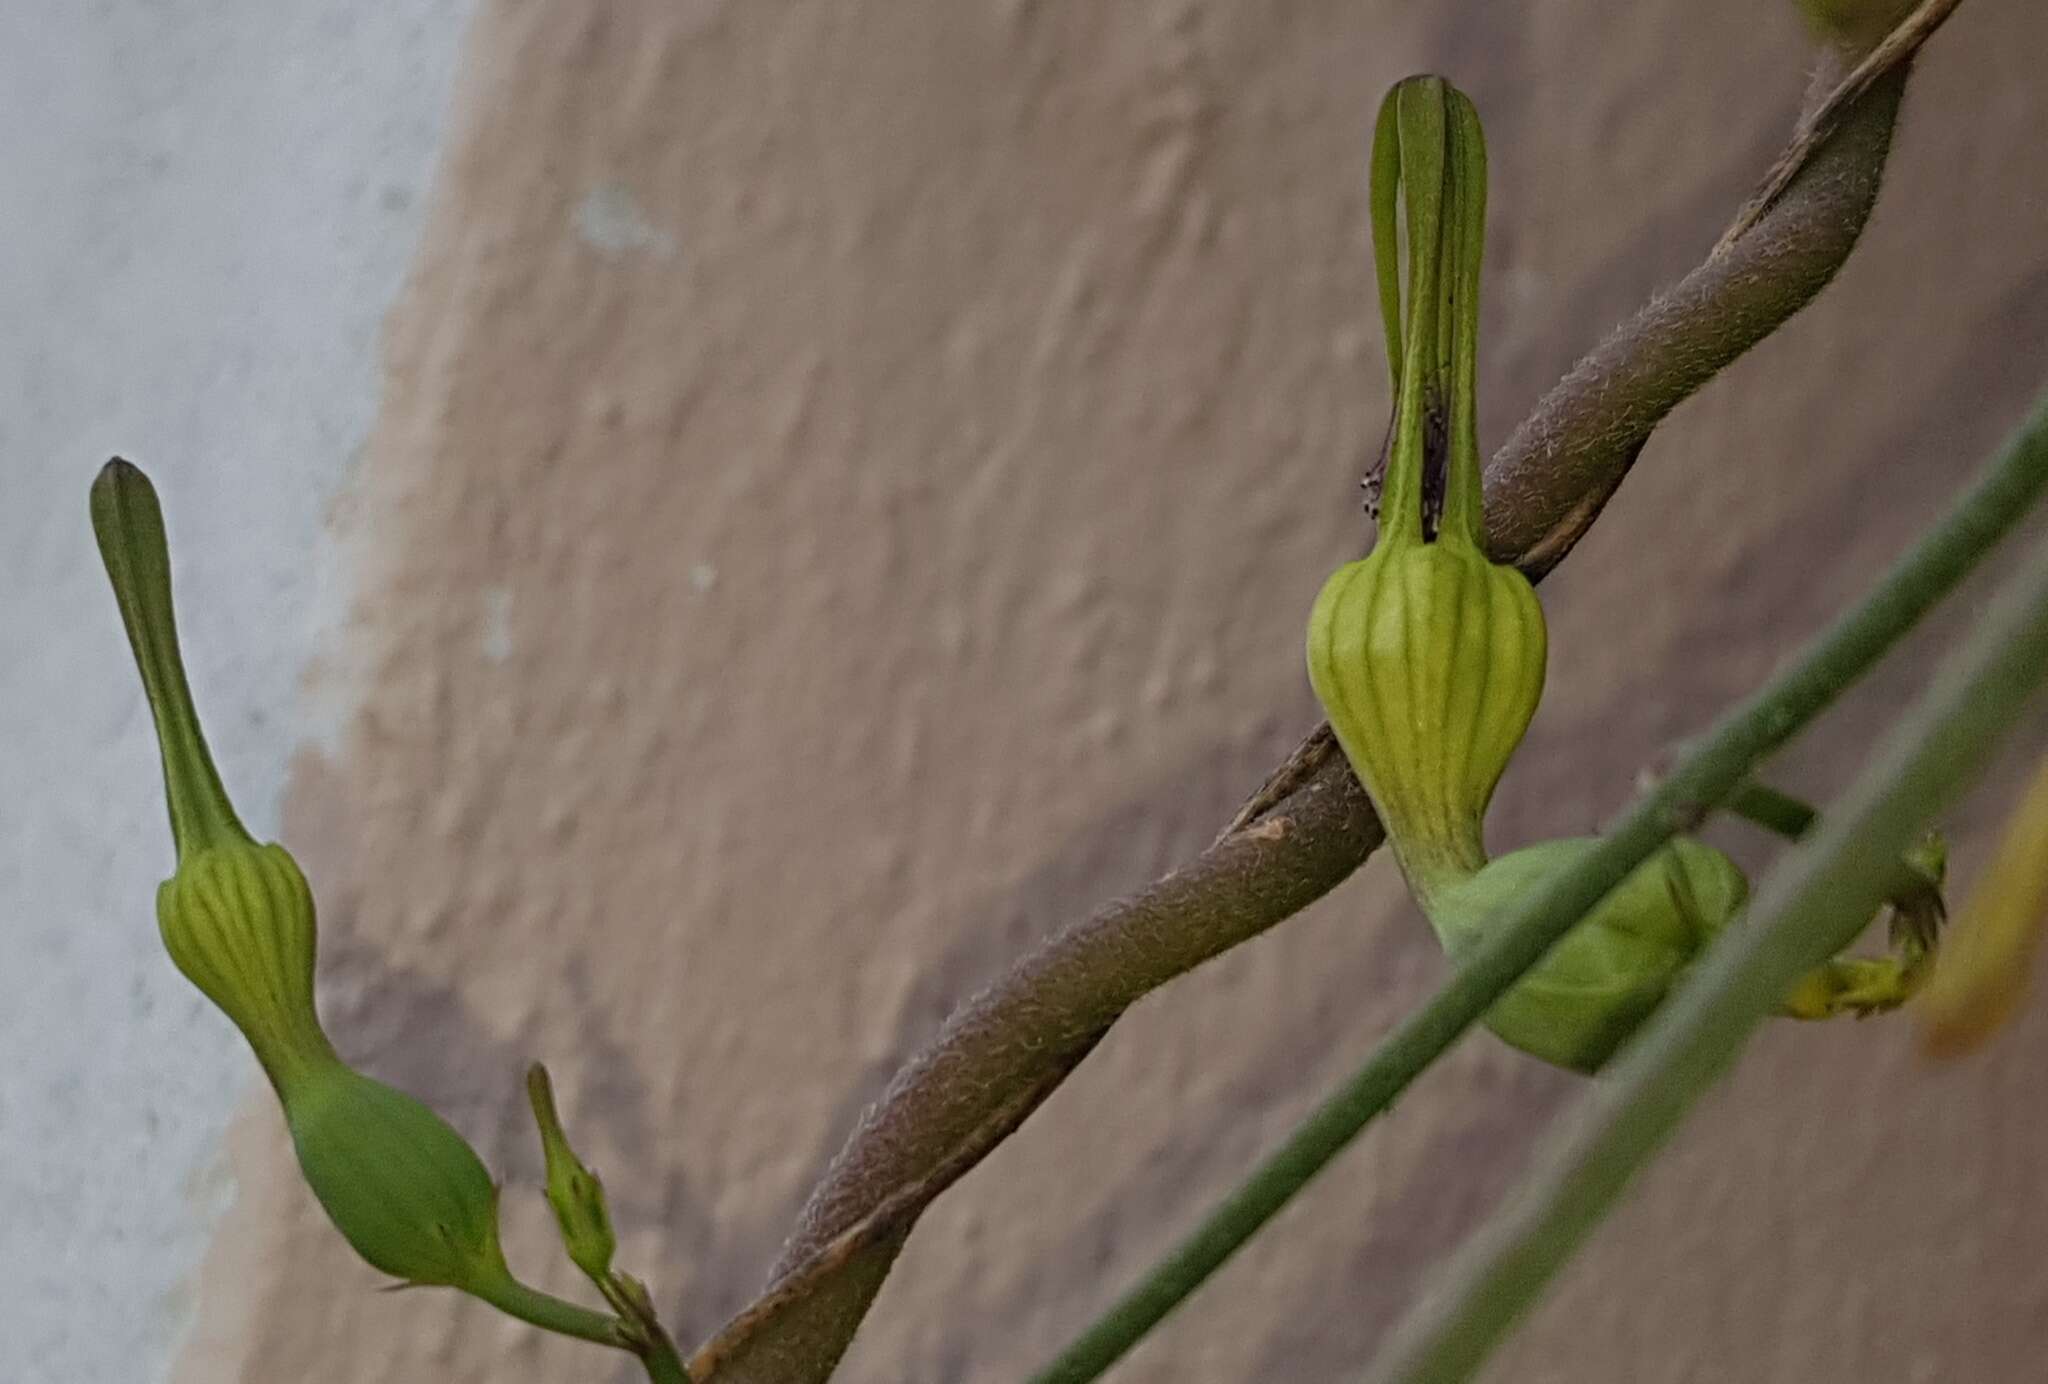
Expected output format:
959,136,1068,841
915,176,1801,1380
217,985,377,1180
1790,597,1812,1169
1363,504,2048,1384
469,1276,625,1348
1027,393,2048,1384
1726,781,1818,838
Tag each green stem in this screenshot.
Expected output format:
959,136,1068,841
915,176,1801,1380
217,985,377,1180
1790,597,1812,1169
1026,390,2048,1384
640,1334,693,1384
1362,483,2048,1384
1726,780,1818,838
597,1275,694,1384
469,1275,625,1349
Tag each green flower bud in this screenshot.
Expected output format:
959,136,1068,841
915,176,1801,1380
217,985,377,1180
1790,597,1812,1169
527,1063,618,1282
1432,837,1749,1073
92,461,559,1311
1304,87,1945,1074
96,464,629,1353
93,459,338,1090
287,1065,517,1292
1306,77,1547,899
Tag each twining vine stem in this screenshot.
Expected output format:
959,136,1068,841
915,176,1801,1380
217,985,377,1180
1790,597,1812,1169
1715,0,1965,253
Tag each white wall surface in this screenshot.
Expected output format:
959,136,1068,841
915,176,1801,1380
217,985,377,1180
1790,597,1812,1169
0,5,470,1379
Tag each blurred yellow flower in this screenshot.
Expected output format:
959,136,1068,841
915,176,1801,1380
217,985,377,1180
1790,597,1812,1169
1917,750,2048,1057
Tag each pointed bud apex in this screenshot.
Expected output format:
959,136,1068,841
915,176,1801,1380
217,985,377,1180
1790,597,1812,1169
528,1063,619,1281
1917,754,2048,1058
94,460,337,1089
1434,838,1749,1073
289,1066,517,1293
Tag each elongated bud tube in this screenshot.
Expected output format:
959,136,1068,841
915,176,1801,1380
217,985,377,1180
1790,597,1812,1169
1306,77,1547,902
91,462,618,1343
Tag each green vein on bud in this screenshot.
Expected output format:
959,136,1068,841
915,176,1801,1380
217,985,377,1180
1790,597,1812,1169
155,838,337,1091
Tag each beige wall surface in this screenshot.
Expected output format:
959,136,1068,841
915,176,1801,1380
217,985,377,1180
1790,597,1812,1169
178,2,2048,1381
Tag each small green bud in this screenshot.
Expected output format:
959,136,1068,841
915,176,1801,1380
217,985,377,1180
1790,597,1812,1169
1307,78,1547,898
527,1063,618,1282
287,1065,518,1292
1432,837,1749,1073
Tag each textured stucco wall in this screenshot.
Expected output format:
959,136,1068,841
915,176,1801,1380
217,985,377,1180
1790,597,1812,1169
17,2,2048,1382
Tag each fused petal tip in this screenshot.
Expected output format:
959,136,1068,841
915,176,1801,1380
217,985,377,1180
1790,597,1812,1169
91,458,253,861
